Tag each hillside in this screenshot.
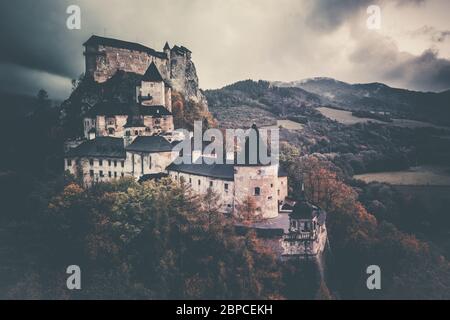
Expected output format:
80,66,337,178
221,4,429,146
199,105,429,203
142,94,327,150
205,80,322,128
273,77,450,125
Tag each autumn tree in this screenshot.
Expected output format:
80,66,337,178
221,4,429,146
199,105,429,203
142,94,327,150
44,177,282,299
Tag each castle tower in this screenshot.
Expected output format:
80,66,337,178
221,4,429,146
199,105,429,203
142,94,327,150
163,42,171,62
233,124,280,219
139,62,166,107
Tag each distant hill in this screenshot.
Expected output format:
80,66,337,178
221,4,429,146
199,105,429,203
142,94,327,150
0,92,39,116
273,77,450,125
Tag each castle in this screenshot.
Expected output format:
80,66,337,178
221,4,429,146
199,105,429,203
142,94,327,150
64,35,327,257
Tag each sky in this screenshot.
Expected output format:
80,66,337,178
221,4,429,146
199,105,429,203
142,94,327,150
1,0,450,99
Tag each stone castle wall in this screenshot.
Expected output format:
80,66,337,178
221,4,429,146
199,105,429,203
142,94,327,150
85,44,169,83
233,165,281,219
168,171,235,214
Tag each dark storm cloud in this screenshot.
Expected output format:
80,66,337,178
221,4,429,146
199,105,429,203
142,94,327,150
305,0,425,32
349,33,450,92
0,0,88,78
387,49,450,92
0,63,71,99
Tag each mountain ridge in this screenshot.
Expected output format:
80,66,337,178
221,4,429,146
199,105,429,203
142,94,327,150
206,77,450,126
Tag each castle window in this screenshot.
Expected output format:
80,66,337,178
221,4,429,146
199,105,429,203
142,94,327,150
114,172,117,178
224,183,229,191
254,187,261,196
108,128,115,135
108,171,112,178
67,159,72,166
89,170,94,177
108,160,111,166
198,180,201,186
126,130,130,137
145,127,150,132
99,160,103,166
189,178,192,184
121,172,124,177
121,161,124,168
268,196,273,200
99,170,104,177
271,183,273,188
135,130,139,135
89,159,94,166
114,160,117,167
209,181,213,187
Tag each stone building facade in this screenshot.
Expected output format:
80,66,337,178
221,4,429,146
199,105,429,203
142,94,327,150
166,162,288,218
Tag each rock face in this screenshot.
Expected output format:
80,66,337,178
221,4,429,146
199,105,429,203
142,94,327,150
169,48,207,106
83,35,207,107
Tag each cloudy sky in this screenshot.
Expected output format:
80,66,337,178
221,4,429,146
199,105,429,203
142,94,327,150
1,0,450,99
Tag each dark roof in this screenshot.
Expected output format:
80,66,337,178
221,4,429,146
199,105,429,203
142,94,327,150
142,62,164,82
66,137,125,158
86,102,171,118
290,200,317,219
171,45,192,55
125,136,173,153
139,173,169,183
167,162,235,180
86,101,133,117
163,42,170,51
84,35,167,59
278,167,288,177
139,105,172,117
124,115,145,128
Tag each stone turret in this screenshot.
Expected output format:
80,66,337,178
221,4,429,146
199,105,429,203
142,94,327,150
281,185,327,258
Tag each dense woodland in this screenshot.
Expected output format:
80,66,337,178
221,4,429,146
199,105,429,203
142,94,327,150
0,84,449,299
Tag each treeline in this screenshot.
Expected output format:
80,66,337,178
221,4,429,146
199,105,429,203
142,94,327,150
352,110,392,123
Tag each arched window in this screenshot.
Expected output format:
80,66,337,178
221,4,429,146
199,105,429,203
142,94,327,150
108,128,115,135
254,187,261,196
